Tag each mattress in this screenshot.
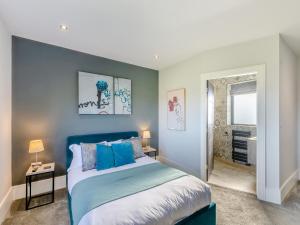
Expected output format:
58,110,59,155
68,156,211,225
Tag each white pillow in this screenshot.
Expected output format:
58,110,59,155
68,144,82,172
106,139,123,146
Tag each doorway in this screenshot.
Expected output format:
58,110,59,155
207,75,257,194
200,65,266,201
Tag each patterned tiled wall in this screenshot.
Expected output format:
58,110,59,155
209,75,256,161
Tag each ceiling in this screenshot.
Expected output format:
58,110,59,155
0,0,300,70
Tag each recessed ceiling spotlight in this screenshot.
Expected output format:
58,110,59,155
154,54,159,60
59,24,69,31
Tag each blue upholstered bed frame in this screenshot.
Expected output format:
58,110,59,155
66,131,216,225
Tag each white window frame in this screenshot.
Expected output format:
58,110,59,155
231,92,257,126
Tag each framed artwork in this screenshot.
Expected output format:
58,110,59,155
114,78,132,114
167,88,185,130
78,71,114,114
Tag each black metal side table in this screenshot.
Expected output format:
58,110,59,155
25,163,55,210
143,147,158,159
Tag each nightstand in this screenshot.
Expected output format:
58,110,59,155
143,147,158,159
25,162,55,210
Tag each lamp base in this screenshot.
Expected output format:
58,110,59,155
31,162,42,167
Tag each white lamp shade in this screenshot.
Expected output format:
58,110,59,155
142,130,151,139
29,140,44,153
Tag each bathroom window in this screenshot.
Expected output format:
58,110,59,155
228,80,257,125
232,93,257,125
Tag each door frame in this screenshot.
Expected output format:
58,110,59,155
206,81,215,179
200,64,266,201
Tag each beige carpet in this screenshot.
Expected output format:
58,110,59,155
208,158,256,194
212,184,300,225
3,184,300,225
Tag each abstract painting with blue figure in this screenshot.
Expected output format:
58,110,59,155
96,80,110,109
114,77,132,114
78,71,114,114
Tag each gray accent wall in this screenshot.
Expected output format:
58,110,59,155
12,37,158,185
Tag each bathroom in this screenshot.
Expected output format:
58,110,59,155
207,74,257,194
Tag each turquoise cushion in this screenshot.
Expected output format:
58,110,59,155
112,142,135,167
96,144,115,170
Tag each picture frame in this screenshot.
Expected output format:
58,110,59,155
78,71,132,115
114,77,132,115
167,88,185,131
78,71,114,115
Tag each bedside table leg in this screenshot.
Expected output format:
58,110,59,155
52,171,55,203
25,176,28,210
25,176,32,210
29,176,32,202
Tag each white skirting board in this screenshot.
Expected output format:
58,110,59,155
280,169,299,202
158,155,200,178
12,175,66,200
0,188,13,224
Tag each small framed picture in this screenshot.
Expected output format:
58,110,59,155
167,88,185,131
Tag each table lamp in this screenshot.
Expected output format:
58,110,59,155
142,130,151,149
29,140,44,167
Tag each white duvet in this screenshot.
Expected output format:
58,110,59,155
68,156,211,225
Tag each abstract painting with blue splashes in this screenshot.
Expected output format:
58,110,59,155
78,72,114,114
114,78,132,114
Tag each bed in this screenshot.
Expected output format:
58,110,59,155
66,131,216,225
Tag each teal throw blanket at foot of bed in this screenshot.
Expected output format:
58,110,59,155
71,162,187,225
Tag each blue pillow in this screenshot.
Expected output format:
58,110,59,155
96,144,115,170
111,142,135,167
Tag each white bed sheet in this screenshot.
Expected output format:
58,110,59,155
68,156,211,225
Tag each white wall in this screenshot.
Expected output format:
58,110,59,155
279,37,298,192
297,58,300,180
159,35,281,203
0,17,12,222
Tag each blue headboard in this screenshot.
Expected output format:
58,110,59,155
66,131,139,170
